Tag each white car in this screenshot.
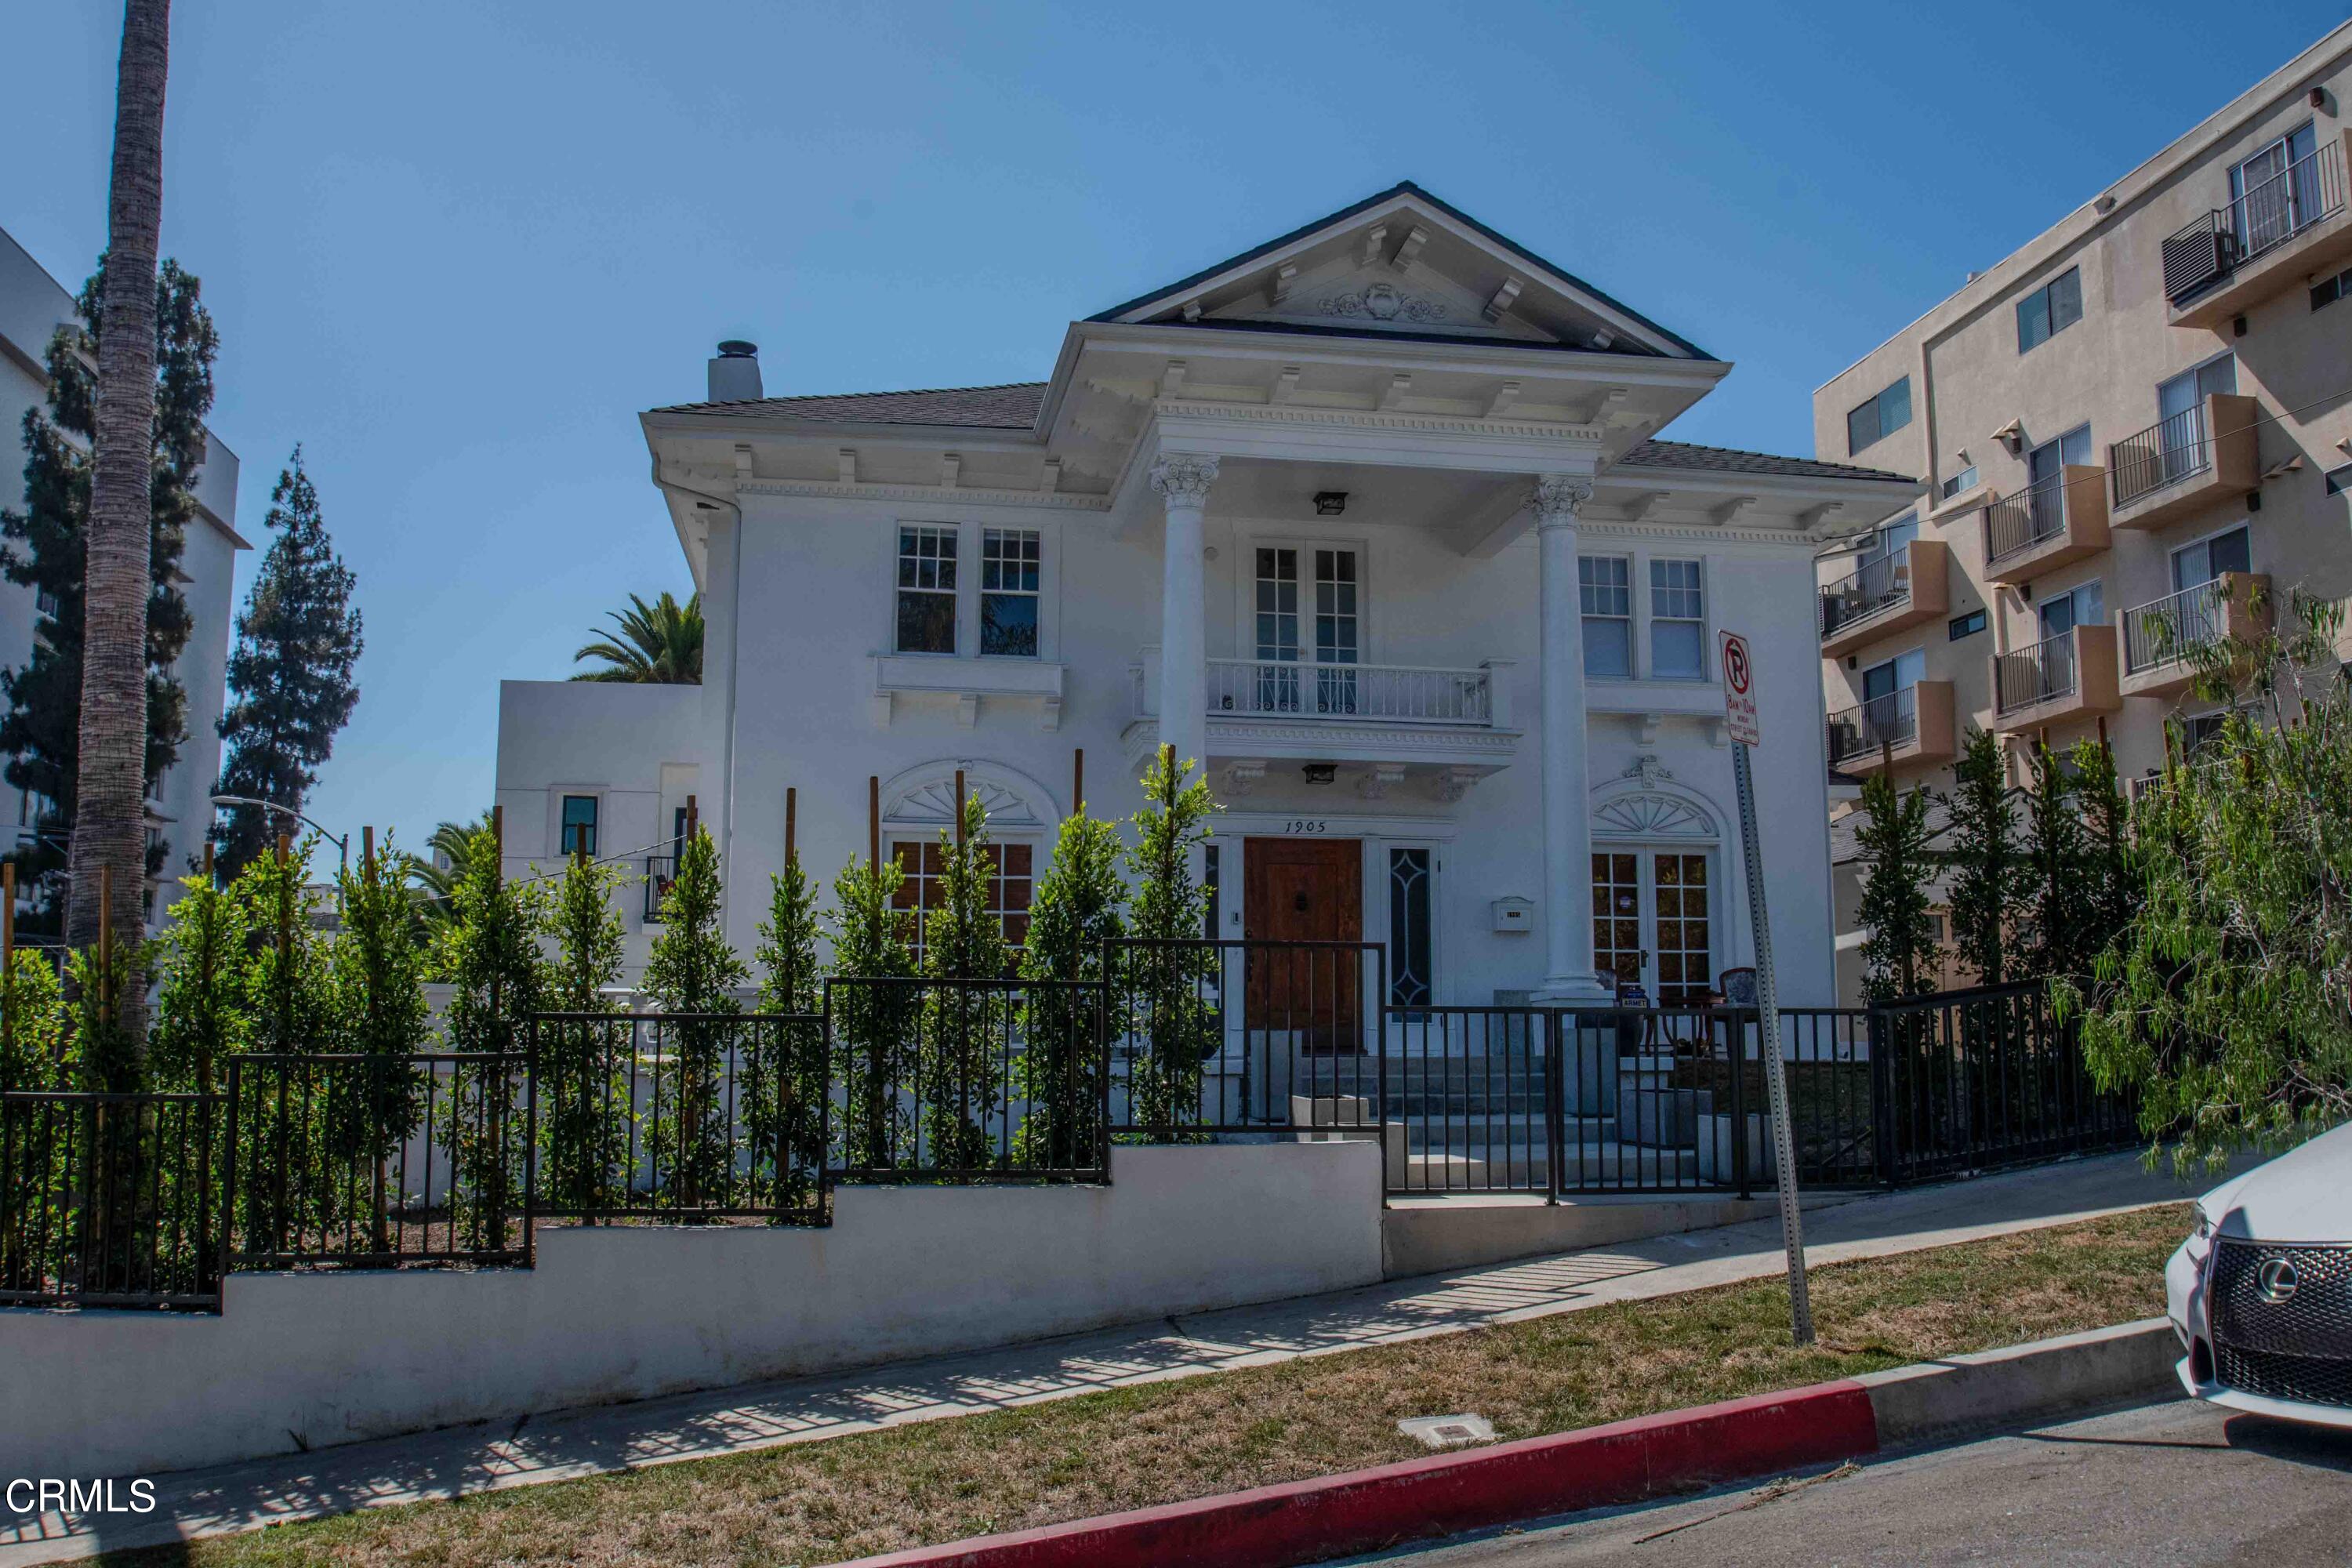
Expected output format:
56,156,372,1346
2169,1121,2352,1428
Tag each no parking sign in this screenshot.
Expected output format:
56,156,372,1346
1720,630,1761,747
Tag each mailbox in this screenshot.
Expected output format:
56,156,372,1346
1490,895,1534,934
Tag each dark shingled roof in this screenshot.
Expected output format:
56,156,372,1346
652,382,1049,427
1619,439,1914,485
650,384,1915,487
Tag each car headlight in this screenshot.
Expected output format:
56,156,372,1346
2192,1206,2216,1243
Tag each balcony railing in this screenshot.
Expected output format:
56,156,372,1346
644,854,677,921
2111,406,2212,510
1994,631,2078,715
1826,686,1917,769
2122,581,2225,676
1984,477,2071,566
2164,139,2347,305
1204,659,1494,724
1820,545,1913,641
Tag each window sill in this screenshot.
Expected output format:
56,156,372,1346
871,653,1065,731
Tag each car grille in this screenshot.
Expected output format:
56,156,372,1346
2212,1343,2352,1410
2210,1240,2352,1406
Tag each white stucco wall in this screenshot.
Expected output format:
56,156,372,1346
2,1142,1384,1481
506,488,1837,1003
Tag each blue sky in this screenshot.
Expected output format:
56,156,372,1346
0,1,2343,861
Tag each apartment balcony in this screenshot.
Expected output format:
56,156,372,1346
1126,650,1519,796
2119,572,2271,699
1819,539,1951,659
2107,394,2260,531
1991,624,2121,734
2165,132,2352,328
1980,470,2109,586
1825,681,1956,777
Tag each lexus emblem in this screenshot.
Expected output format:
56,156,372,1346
2256,1257,2301,1304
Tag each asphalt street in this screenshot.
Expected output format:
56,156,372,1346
1350,1401,2352,1566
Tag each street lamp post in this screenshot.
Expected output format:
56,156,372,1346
209,795,351,874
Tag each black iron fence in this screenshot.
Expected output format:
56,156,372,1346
1381,1005,1878,1199
0,955,2138,1313
1105,938,1387,1139
0,1091,222,1310
225,1051,529,1270
824,977,1107,1183
1870,981,2136,1185
528,1011,826,1224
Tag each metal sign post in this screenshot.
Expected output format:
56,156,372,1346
1720,631,1814,1346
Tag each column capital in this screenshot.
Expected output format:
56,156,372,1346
1530,474,1595,528
1149,452,1221,506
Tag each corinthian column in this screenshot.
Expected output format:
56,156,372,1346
1532,474,1613,1004
1150,454,1218,789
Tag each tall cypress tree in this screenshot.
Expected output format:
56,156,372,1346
212,448,362,880
0,258,214,931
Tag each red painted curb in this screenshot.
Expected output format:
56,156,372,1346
840,1378,1882,1568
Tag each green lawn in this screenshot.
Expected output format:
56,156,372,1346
114,1202,2191,1567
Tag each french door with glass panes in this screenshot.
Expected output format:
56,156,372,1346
1253,545,1359,714
1590,849,1715,1007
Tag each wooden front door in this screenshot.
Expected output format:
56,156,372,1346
1243,837,1363,1050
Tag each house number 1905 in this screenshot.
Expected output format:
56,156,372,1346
1283,819,1330,834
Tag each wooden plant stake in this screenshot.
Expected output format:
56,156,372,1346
785,787,797,869
1072,748,1083,818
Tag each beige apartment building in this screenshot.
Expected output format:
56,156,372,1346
1812,20,2352,998
1817,20,2352,791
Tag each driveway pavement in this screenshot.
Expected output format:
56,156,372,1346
0,1149,2214,1565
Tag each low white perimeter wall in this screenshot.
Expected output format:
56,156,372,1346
2,1142,1383,1480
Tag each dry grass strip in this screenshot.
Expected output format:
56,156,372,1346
113,1202,2190,1567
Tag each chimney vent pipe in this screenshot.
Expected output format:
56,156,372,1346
706,340,762,403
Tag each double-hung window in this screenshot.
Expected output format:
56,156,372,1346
895,526,959,654
1579,556,1632,678
1649,559,1705,679
1846,376,1911,455
560,794,599,858
979,528,1040,656
2016,267,2083,353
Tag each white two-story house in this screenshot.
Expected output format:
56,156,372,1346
496,184,1916,1018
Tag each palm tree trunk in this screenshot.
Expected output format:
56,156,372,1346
69,0,172,1047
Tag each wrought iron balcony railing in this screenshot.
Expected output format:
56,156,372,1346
1826,685,1918,768
2163,139,2346,305
2122,580,2225,676
2111,405,2213,510
1984,477,2071,566
1820,545,1914,641
1994,630,2079,715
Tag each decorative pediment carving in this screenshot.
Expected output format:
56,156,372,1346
1315,281,1450,324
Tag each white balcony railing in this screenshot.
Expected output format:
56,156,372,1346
1131,652,1506,728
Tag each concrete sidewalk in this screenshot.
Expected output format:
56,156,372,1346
0,1151,2208,1566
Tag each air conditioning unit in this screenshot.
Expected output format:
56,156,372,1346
2162,220,2234,305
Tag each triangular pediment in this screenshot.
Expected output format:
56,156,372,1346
1088,182,1709,361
